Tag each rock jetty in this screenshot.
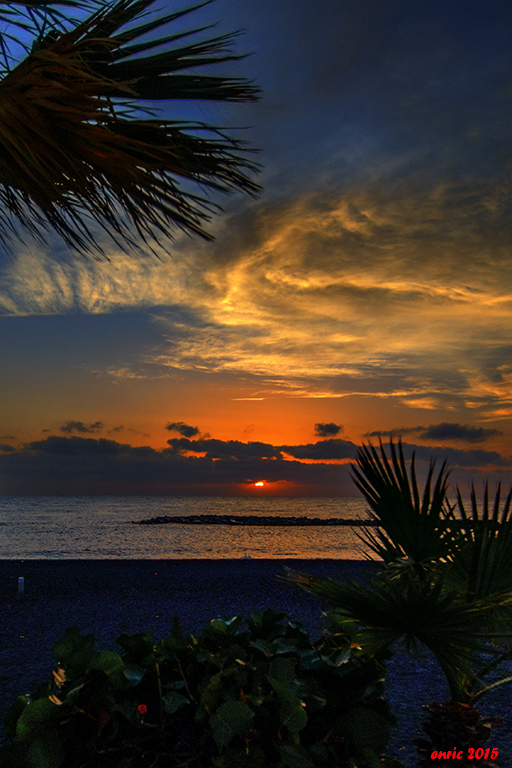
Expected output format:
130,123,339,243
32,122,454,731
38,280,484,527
134,514,377,526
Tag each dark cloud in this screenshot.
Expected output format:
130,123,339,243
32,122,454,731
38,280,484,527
0,435,353,495
418,423,503,443
166,438,283,461
314,422,343,437
0,444,15,452
281,440,357,461
364,428,418,438
364,423,502,443
108,425,151,438
1,435,511,495
165,422,201,438
60,420,104,434
383,441,510,469
29,436,130,456
0,434,15,440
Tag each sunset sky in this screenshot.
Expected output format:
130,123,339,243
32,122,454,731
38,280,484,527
1,0,511,495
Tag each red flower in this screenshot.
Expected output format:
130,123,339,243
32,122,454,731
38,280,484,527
137,704,148,715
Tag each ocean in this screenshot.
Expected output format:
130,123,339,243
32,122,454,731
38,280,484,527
0,495,372,559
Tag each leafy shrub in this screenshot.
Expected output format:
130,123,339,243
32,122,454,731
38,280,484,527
0,609,402,768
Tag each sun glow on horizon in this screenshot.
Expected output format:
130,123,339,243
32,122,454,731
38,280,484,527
254,481,265,487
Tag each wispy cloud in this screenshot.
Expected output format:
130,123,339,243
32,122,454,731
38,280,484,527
2,175,511,421
142,178,512,414
107,425,151,438
365,423,503,443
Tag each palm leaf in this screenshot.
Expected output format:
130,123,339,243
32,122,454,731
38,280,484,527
0,0,102,73
0,0,260,254
451,483,512,604
286,567,512,702
352,439,458,568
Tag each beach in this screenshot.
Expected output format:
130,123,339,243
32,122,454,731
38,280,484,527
0,559,510,764
0,560,376,719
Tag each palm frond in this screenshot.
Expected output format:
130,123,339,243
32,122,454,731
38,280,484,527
0,0,261,255
452,483,512,603
285,567,512,702
0,0,102,73
351,439,457,568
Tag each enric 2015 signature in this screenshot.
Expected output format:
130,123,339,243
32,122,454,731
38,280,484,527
430,748,498,760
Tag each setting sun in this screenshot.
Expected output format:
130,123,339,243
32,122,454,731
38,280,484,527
255,481,265,487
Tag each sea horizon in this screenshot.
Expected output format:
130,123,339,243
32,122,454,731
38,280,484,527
0,495,374,560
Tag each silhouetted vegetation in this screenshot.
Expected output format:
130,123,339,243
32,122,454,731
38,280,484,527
1,611,401,767
287,440,512,765
0,0,260,255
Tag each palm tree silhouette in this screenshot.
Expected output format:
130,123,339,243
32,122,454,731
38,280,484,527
0,0,260,255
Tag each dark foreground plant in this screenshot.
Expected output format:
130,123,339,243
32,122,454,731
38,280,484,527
0,0,260,255
287,440,512,702
286,567,512,704
0,610,403,768
351,438,456,569
285,439,512,766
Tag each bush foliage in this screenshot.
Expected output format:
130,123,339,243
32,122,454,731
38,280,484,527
0,609,402,768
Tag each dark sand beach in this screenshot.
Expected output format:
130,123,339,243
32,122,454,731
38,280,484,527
0,559,510,764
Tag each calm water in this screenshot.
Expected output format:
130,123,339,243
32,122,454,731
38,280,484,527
0,496,373,559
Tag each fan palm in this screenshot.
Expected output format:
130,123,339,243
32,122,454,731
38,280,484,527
288,566,512,703
351,439,459,570
286,440,512,703
0,0,260,255
452,483,512,602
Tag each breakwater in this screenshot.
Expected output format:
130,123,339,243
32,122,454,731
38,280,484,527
134,515,377,526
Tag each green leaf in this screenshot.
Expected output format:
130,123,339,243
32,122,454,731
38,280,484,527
268,657,296,684
122,663,145,685
4,695,30,738
53,627,95,680
209,700,254,749
342,707,392,768
200,671,224,711
267,676,307,735
93,650,124,675
16,698,61,741
0,735,65,768
116,633,155,663
277,742,315,768
207,617,242,634
162,691,189,715
26,732,66,768
214,742,267,768
113,697,143,722
91,650,125,688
